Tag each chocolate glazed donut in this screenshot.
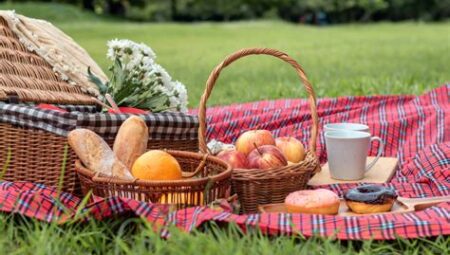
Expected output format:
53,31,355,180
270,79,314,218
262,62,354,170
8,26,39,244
344,185,397,214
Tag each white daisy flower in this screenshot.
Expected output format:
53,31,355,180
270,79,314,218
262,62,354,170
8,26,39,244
98,39,189,113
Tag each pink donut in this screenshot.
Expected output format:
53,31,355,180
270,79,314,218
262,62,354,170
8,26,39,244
285,189,340,215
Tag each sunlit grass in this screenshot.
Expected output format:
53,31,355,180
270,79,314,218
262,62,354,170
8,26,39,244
3,3,448,107
4,3,450,107
0,215,448,255
59,21,450,107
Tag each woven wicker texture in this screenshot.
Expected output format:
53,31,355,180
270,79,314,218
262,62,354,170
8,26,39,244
0,17,92,194
0,121,198,195
76,150,232,209
0,17,95,105
0,122,82,193
198,48,321,213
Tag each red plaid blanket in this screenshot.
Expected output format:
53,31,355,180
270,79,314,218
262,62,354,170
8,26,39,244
1,85,449,240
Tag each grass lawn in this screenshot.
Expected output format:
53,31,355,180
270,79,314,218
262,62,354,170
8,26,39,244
64,21,449,107
0,3,449,254
4,3,449,107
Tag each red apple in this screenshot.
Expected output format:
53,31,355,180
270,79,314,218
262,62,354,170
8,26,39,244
247,145,288,170
217,150,249,169
275,137,306,163
235,130,276,156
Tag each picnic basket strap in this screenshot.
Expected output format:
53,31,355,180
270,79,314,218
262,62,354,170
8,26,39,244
198,48,319,154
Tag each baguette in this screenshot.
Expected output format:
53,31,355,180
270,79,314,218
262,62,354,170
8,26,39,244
68,129,134,180
113,116,149,169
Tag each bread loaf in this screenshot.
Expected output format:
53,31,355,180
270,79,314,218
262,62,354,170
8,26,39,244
68,129,134,180
113,116,149,169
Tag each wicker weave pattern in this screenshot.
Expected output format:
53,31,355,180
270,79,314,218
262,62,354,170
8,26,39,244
0,122,81,193
76,150,232,209
0,17,95,105
232,151,319,212
197,48,321,213
0,121,198,194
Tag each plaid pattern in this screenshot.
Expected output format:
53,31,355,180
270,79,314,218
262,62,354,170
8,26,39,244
0,103,198,140
0,85,449,240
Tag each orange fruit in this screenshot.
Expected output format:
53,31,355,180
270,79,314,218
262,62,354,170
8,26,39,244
132,150,182,180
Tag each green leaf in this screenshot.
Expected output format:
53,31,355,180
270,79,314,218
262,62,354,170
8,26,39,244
87,66,108,94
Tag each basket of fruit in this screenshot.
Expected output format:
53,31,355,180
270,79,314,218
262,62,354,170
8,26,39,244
198,48,321,213
72,116,232,209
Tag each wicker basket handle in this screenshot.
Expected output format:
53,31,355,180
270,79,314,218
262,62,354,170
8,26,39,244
198,48,319,154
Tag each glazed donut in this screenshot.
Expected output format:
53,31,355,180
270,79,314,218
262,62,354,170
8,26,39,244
344,185,397,214
285,189,340,215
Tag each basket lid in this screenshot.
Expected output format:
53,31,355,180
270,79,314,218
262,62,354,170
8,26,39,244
0,13,104,105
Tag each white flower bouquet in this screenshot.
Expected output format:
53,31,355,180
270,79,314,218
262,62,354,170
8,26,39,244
89,39,188,113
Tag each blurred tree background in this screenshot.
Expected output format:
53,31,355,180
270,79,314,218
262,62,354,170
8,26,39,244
2,0,449,23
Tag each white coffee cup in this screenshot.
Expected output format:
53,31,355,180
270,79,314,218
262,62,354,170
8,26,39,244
325,130,384,180
324,123,370,133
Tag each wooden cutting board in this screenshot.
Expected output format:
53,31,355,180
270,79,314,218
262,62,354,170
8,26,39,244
258,196,450,216
308,157,398,186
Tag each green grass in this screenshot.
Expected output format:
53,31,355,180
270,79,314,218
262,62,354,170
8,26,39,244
0,2,103,23
1,3,449,254
1,214,449,255
64,21,449,107
3,3,449,107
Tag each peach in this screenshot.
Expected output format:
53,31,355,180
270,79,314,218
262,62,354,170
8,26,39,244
235,130,275,156
275,137,305,163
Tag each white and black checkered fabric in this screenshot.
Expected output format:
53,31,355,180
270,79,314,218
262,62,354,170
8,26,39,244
0,102,198,141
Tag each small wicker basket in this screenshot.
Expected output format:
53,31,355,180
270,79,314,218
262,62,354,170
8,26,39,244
75,150,232,209
197,48,321,213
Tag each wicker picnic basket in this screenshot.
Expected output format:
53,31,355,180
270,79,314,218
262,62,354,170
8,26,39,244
0,16,198,194
75,150,232,209
197,48,321,213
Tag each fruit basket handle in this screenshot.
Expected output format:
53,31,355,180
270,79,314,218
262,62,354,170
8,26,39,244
198,48,319,154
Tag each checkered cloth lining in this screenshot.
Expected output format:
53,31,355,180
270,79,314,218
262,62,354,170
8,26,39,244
0,85,449,240
0,103,198,140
